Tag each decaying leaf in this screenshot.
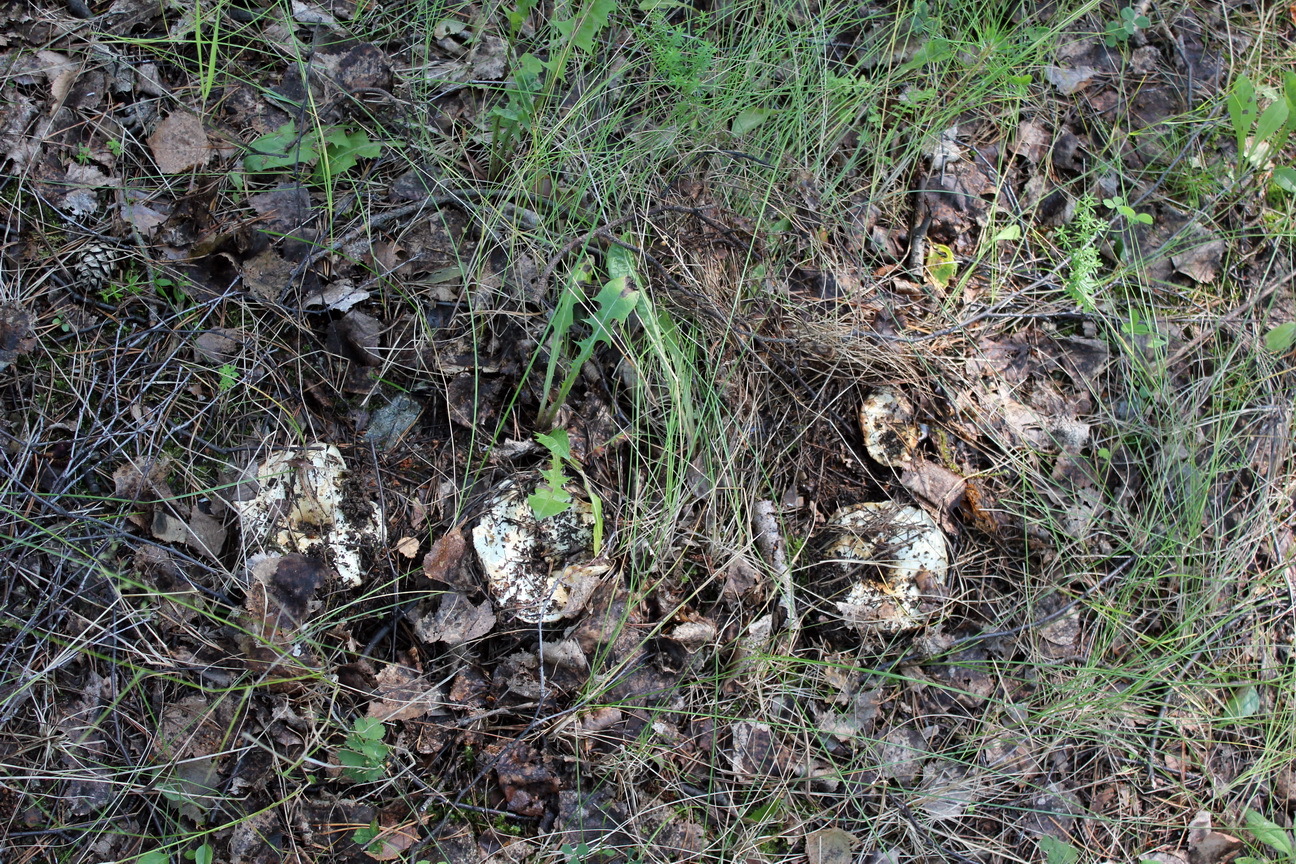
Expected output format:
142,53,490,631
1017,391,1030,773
805,828,859,864
407,591,496,646
367,664,445,722
147,111,211,173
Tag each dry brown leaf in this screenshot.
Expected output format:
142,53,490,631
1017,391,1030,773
0,303,36,371
422,527,467,584
148,111,211,173
367,664,444,722
395,536,420,558
805,828,859,864
408,592,496,646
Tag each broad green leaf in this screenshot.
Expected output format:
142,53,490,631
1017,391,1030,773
1229,75,1257,155
137,853,170,864
1264,321,1296,353
1253,98,1289,153
315,129,383,182
1038,836,1079,864
553,0,616,53
353,717,385,740
528,485,573,519
1272,165,1296,193
244,122,316,172
1223,684,1261,720
731,107,772,136
506,0,538,34
193,844,214,864
577,277,639,354
606,242,638,282
1246,810,1293,855
992,224,1022,242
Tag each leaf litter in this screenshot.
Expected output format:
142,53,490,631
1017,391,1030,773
0,1,1293,863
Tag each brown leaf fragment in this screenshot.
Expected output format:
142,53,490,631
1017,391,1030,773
422,528,468,584
494,744,559,817
409,592,496,646
242,554,324,689
186,507,226,556
721,554,765,601
395,536,420,558
247,184,311,234
148,111,210,173
151,510,188,543
1188,811,1244,864
115,456,173,503
239,249,296,302
329,43,392,93
367,664,445,722
730,721,791,778
192,328,243,364
0,303,36,371
874,727,927,787
805,828,859,864
1011,120,1051,163
1171,234,1226,284
900,458,966,522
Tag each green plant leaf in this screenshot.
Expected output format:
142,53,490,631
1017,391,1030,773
1253,97,1290,158
315,128,384,183
244,122,316,172
606,243,638,282
1272,166,1296,194
1246,810,1294,855
192,844,214,864
137,852,170,864
353,717,386,740
576,277,639,355
1223,685,1261,720
992,224,1022,242
1264,321,1296,353
924,243,957,289
1229,75,1257,155
731,107,772,135
536,429,572,462
553,0,616,53
1038,836,1079,864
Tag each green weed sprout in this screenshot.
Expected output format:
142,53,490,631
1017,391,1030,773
337,716,389,783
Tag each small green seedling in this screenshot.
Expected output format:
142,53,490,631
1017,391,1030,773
1104,6,1149,47
337,716,389,783
1103,195,1153,225
537,247,641,427
526,429,605,551
1228,73,1296,175
216,363,239,392
1057,195,1104,311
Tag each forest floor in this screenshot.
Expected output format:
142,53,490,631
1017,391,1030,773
1,1,1295,863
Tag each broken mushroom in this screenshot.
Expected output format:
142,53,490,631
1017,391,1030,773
824,501,949,634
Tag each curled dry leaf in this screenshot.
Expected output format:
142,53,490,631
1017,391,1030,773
367,664,445,722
